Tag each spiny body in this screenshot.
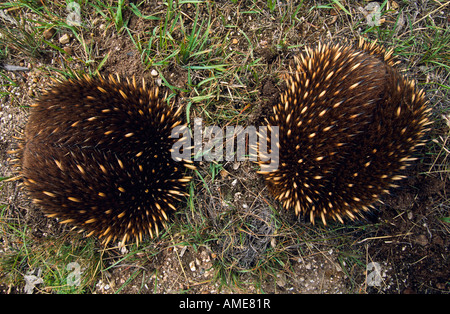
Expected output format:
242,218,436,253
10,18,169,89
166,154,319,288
258,39,431,225
19,74,195,245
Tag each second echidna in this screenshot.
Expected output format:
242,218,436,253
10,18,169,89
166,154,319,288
19,74,195,245
258,39,431,225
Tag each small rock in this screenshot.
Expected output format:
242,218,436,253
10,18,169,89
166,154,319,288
43,28,55,40
63,47,73,55
390,1,399,10
220,169,229,178
189,260,196,272
415,234,428,246
59,34,71,44
276,273,286,287
201,251,211,263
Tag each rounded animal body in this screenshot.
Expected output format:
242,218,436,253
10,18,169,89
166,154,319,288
258,40,431,225
20,75,195,245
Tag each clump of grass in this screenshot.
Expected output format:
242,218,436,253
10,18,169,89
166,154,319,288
0,211,101,293
127,1,265,127
0,18,46,60
89,0,130,33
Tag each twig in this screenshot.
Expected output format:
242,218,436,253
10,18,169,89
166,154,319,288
357,232,413,244
412,1,450,25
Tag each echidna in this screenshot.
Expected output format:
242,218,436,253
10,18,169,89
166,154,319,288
17,74,195,245
258,39,431,225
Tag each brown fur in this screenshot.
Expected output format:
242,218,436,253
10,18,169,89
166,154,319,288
20,75,195,245
258,40,431,225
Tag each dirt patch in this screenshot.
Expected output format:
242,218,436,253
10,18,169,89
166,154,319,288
94,245,219,294
101,33,144,79
367,165,450,293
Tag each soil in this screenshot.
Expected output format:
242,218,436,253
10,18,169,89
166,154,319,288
0,0,448,294
371,171,450,293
